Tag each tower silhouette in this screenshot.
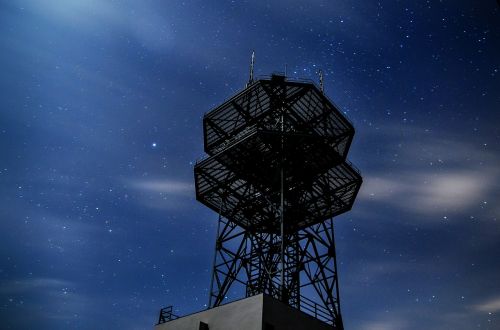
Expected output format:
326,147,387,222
193,64,362,329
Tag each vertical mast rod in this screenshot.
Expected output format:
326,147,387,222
279,87,285,301
246,50,255,88
318,69,324,93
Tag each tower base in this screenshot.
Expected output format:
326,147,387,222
154,294,336,330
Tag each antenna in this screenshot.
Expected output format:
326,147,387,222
318,69,324,93
246,50,255,88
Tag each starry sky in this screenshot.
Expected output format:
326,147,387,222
0,1,499,329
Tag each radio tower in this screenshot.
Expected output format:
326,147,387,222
156,54,362,330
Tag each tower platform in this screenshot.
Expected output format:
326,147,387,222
155,294,335,330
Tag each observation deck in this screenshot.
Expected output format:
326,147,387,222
194,74,362,233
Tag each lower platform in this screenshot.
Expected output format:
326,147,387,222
154,294,335,330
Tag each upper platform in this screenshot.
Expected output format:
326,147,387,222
203,74,354,161
195,73,362,233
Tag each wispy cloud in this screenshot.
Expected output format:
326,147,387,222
360,167,497,215
126,178,194,210
473,296,500,313
357,127,499,218
359,317,410,330
129,179,193,196
22,0,175,52
0,277,72,294
0,277,97,323
352,299,497,330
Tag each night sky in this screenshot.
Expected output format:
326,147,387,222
1,1,499,329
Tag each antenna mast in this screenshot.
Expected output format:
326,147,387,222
246,51,255,88
318,69,324,93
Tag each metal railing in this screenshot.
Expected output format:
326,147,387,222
156,306,179,325
299,294,335,325
344,158,361,175
155,296,335,326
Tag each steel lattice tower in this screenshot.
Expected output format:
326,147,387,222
194,69,362,329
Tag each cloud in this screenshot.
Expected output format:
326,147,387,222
360,167,497,215
359,318,409,330
473,296,500,313
22,0,175,52
352,300,494,330
0,277,97,323
126,178,194,210
356,126,500,218
128,179,193,196
0,278,72,294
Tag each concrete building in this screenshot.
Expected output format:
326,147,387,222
154,294,333,330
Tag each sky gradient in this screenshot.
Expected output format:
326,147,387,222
0,1,499,329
